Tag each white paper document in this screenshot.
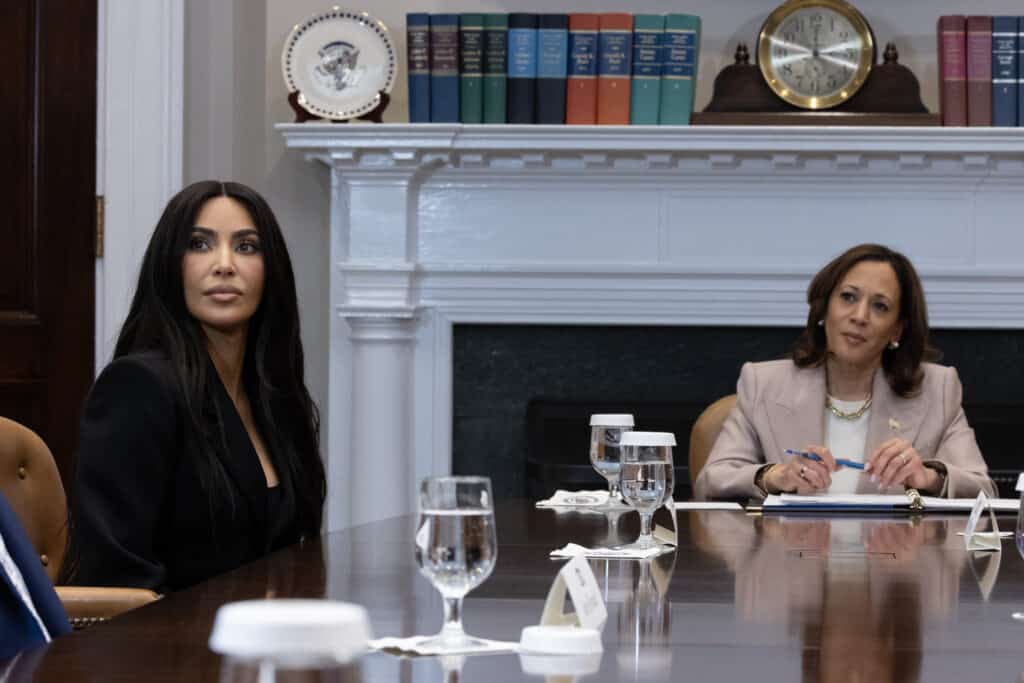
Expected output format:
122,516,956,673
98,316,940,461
762,493,1019,512
670,501,743,510
550,542,671,560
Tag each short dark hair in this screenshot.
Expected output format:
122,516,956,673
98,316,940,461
115,180,326,535
791,243,939,397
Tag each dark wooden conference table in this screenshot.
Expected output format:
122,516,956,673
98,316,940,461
24,499,1024,681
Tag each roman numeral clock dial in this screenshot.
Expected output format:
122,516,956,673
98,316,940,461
758,0,876,109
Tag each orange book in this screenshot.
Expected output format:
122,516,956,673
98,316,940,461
566,14,600,124
596,13,633,125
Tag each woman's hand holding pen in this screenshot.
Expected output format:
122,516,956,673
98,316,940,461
764,445,839,494
865,438,942,493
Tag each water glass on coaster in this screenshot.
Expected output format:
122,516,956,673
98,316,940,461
209,599,371,683
589,414,634,507
414,476,498,649
618,432,676,551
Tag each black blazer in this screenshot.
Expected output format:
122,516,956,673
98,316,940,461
69,351,300,592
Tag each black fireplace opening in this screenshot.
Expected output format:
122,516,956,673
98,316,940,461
452,324,1024,500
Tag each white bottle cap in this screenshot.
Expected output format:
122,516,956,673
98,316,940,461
619,431,676,447
209,600,372,663
519,625,603,655
589,414,634,427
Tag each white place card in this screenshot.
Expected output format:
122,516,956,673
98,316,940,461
964,492,1003,552
540,555,608,631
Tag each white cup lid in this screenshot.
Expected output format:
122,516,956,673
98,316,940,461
589,414,634,427
209,600,372,662
519,651,602,676
619,431,676,447
519,625,603,655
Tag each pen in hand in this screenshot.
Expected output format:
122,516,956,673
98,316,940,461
784,449,866,471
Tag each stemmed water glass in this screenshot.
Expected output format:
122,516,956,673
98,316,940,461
589,414,634,507
618,432,676,551
414,476,498,648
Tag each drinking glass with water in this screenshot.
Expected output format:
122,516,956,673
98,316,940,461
589,414,634,505
414,476,498,648
617,432,676,551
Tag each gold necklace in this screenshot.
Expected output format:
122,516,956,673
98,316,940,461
825,394,872,421
825,368,872,421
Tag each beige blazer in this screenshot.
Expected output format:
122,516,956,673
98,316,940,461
694,359,997,501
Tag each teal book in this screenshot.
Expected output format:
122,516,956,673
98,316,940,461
459,13,485,123
482,14,508,123
630,14,665,124
659,14,701,125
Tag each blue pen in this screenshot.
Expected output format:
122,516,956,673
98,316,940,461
784,449,865,471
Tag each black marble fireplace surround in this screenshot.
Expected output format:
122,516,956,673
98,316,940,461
452,325,1024,500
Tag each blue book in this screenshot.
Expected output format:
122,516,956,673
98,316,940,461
507,13,538,123
630,14,666,124
1019,17,1024,126
406,13,431,122
429,14,459,123
537,14,569,124
659,14,701,125
992,16,1018,127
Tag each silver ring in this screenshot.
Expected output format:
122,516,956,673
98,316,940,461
799,465,807,478
899,453,908,466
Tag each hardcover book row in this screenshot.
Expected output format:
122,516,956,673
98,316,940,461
407,12,702,125
938,15,1024,126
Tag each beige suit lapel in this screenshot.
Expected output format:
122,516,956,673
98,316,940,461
856,368,929,494
763,364,827,463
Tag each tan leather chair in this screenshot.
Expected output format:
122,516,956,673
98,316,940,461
0,416,159,628
688,394,737,488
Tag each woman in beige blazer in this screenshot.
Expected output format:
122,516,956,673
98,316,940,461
695,243,996,501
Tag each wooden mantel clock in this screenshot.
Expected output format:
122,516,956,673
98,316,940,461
693,0,939,125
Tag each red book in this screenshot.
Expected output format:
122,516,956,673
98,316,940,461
596,13,633,125
937,15,967,126
966,15,992,126
566,14,599,125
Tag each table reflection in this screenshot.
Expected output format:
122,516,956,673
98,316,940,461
691,512,969,683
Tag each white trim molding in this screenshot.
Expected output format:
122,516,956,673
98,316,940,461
279,123,1024,529
95,1,184,369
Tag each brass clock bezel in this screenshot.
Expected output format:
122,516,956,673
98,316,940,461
757,0,876,110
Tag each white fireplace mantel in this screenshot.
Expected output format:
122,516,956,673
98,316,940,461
278,123,1024,530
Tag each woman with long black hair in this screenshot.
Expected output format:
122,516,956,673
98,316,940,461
65,180,326,592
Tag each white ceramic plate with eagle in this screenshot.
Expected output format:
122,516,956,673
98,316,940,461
281,8,397,120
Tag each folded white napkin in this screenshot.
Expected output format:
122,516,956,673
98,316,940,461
550,542,671,560
369,635,519,656
536,490,610,508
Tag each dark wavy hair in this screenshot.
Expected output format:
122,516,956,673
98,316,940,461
791,243,940,397
114,180,325,535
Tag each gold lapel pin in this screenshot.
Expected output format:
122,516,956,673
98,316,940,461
889,417,902,431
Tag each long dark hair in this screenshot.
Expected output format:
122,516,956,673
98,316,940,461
115,180,325,535
791,243,940,397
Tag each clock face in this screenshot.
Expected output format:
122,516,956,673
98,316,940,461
758,0,875,109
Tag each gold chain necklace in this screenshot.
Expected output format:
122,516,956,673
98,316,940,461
826,394,873,421
825,368,872,421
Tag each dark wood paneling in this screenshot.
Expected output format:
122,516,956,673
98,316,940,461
0,0,96,487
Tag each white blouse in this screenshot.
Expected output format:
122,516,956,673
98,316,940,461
825,396,870,495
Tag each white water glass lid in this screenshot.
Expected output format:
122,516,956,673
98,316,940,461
620,431,676,447
209,599,372,662
589,414,634,427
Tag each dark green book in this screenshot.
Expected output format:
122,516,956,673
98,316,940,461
459,13,484,123
482,14,508,123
